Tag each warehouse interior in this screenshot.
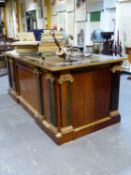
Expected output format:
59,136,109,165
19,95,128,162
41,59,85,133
0,0,131,175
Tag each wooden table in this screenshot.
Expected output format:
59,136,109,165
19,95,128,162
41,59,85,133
125,47,131,79
6,51,126,144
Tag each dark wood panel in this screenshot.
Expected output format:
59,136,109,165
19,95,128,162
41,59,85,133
6,58,12,88
42,74,51,122
71,68,111,128
110,71,120,111
42,73,57,126
60,82,72,127
54,82,62,131
36,72,43,115
16,64,38,111
48,79,57,125
8,59,16,91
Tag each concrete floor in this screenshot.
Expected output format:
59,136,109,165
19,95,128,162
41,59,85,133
0,74,131,175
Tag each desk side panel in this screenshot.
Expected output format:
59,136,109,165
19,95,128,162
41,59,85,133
70,67,112,128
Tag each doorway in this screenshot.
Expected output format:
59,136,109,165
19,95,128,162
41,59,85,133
26,10,37,31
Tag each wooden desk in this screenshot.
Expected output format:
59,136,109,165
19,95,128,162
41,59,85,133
6,51,126,144
125,47,131,79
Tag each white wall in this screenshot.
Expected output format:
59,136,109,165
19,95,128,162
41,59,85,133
50,0,116,46
86,0,103,45
100,0,116,31
5,0,116,41
116,1,131,46
115,0,131,71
